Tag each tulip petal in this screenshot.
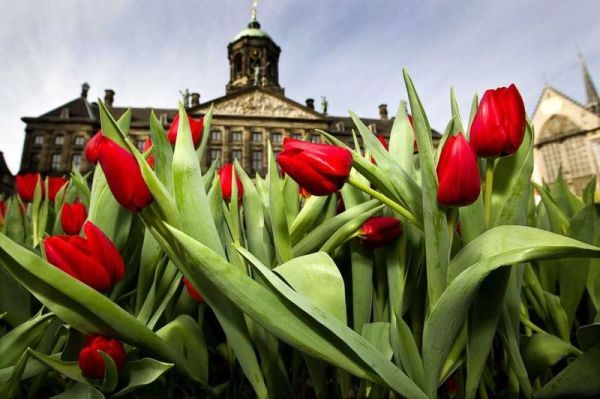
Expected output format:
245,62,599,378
84,222,125,284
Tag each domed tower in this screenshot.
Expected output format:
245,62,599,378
226,3,283,95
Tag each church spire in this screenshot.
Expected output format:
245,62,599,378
579,53,600,114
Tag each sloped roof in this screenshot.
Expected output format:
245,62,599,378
532,85,587,118
40,97,95,119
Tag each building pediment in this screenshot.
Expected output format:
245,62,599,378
194,89,323,120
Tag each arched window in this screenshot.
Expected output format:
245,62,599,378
540,115,580,139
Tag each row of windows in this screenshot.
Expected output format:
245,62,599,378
33,135,86,146
209,130,313,144
30,152,83,171
541,137,597,182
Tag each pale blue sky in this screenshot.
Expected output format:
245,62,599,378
0,0,599,172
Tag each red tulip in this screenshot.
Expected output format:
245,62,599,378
16,173,42,203
377,134,389,150
143,138,155,168
299,186,311,199
167,113,204,148
78,335,126,379
183,278,205,303
359,217,402,248
0,200,6,218
43,221,125,292
277,138,352,196
219,163,243,201
470,84,526,158
85,132,103,163
48,177,68,202
61,202,87,235
436,133,481,207
88,134,153,212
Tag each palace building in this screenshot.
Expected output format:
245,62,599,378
531,55,600,194
18,11,426,179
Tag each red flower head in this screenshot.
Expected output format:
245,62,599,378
143,138,155,168
0,200,6,219
183,278,205,303
16,173,42,203
436,133,481,207
360,217,402,249
85,132,104,163
78,335,126,379
219,163,243,201
277,138,353,196
61,202,87,235
167,113,204,148
377,134,389,150
94,136,153,212
48,177,68,202
470,84,526,158
43,221,125,292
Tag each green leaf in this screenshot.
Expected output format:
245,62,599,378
99,351,119,393
536,343,600,398
362,322,393,361
351,242,373,332
576,322,600,350
0,351,29,399
156,315,207,384
403,69,449,306
522,333,581,377
390,311,425,391
268,142,293,263
293,200,380,256
27,349,89,386
492,122,535,226
388,101,415,177
113,358,173,398
149,110,174,193
50,383,104,399
320,205,384,254
289,195,329,244
423,225,600,397
275,253,347,324
233,244,428,399
0,312,53,368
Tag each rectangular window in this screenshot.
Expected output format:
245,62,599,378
231,131,242,142
541,143,562,182
310,135,321,143
74,136,85,146
565,137,591,177
211,130,221,142
292,133,302,140
51,154,62,171
72,154,82,168
31,153,41,169
231,150,242,161
210,149,221,166
252,132,262,142
251,150,263,173
271,132,282,144
34,135,44,145
54,135,64,145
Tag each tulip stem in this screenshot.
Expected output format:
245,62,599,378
347,176,422,229
483,159,495,228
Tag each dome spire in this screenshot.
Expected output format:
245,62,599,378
251,0,258,21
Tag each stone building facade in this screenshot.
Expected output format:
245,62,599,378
19,14,436,178
531,56,600,194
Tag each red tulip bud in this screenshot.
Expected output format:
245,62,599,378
219,163,243,201
85,132,104,163
0,200,6,219
470,84,526,158
167,113,204,148
48,177,68,202
183,278,205,303
43,221,125,292
377,134,389,150
436,133,481,207
78,335,126,379
277,138,352,196
16,173,42,203
359,217,402,248
61,202,87,235
95,135,153,212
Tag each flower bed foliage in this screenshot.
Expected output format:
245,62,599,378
0,71,599,398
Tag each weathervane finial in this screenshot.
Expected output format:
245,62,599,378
251,0,258,20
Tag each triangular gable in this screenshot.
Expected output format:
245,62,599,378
40,97,95,119
193,88,323,120
532,86,588,120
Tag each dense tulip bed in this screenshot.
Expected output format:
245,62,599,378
1,71,599,398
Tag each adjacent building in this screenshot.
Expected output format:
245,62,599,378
531,55,600,194
19,13,421,178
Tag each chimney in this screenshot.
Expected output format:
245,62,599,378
306,98,315,110
81,82,90,99
104,89,115,107
191,92,200,107
379,104,388,120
